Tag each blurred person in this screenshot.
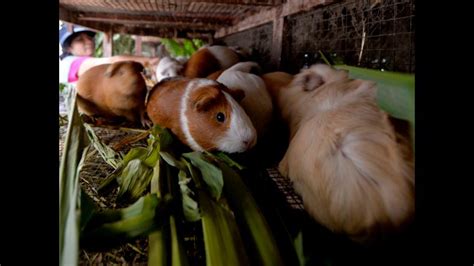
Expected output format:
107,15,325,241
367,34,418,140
59,22,160,84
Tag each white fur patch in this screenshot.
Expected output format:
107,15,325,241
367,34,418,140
155,56,183,82
216,92,257,153
217,63,272,137
180,79,218,151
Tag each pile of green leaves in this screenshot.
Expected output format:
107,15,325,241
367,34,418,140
60,91,290,265
160,38,204,58
86,125,286,265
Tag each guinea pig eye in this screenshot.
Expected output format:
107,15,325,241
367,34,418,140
216,112,226,123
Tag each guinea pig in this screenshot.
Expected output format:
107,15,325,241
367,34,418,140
268,64,414,243
146,77,257,153
155,56,184,82
261,71,294,105
216,62,273,137
183,45,240,78
76,61,149,127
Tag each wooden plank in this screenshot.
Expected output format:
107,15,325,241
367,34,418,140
270,6,284,69
103,31,113,57
134,35,142,56
215,0,336,38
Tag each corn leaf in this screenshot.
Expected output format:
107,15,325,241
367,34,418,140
60,92,91,266
178,170,201,222
81,193,172,249
160,151,187,170
213,157,285,266
170,215,190,266
294,231,305,266
148,227,170,266
213,152,244,170
199,190,250,266
148,150,169,266
183,158,202,188
152,125,174,150
183,152,223,200
334,64,415,143
116,158,154,201
83,122,122,169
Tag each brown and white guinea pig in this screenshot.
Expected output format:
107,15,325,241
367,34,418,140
215,62,273,138
146,77,257,153
183,45,240,78
265,64,414,243
155,56,185,82
76,61,149,127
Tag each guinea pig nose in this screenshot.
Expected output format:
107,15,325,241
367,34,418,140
243,138,256,149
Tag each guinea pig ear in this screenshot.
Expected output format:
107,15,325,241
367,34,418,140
228,88,245,102
292,71,324,92
221,86,245,102
191,87,220,112
132,61,145,72
104,62,124,77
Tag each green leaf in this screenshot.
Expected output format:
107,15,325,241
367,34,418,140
178,170,201,222
59,92,91,266
294,231,305,266
334,65,415,144
170,215,190,266
81,194,172,249
83,122,122,169
213,157,285,266
117,159,154,201
199,191,249,266
212,152,245,170
183,152,223,200
160,151,186,170
152,125,174,150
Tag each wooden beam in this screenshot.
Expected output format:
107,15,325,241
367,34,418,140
134,36,142,56
215,0,336,38
270,6,284,69
179,0,283,5
60,0,282,8
103,31,113,57
75,12,234,27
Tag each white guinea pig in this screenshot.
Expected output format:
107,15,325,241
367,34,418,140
146,77,257,153
155,56,184,82
216,61,273,138
265,64,414,242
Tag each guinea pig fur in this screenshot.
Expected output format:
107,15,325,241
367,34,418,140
76,61,149,127
155,56,184,82
216,62,273,137
271,64,414,242
146,77,257,153
183,45,240,78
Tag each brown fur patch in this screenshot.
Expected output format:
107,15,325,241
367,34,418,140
146,78,233,151
146,78,190,143
261,72,294,105
76,61,147,126
183,48,221,78
186,85,231,151
206,69,225,80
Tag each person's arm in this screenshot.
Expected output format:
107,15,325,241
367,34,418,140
78,55,160,77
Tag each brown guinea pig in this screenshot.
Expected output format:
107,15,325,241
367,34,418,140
267,64,414,243
76,61,149,127
183,45,240,78
146,77,257,153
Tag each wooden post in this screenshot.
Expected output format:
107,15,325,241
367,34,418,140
271,6,284,70
134,35,142,56
103,31,113,57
